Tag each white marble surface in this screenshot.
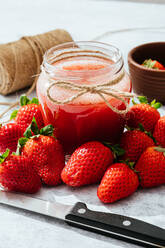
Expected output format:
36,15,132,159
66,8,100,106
0,1,165,248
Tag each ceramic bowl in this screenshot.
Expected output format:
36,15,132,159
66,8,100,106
128,42,165,104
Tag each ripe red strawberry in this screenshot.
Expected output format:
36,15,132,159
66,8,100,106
20,118,65,186
120,129,154,162
61,141,114,187
142,59,165,70
153,116,165,147
135,147,165,188
0,149,41,193
0,123,23,153
11,95,44,132
97,163,139,203
127,96,161,132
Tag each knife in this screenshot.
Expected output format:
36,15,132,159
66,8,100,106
0,191,164,248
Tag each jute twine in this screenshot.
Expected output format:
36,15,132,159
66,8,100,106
45,67,135,115
0,29,73,119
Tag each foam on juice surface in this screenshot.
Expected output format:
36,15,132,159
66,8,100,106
46,56,130,105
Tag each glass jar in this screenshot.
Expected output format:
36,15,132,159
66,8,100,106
37,41,131,153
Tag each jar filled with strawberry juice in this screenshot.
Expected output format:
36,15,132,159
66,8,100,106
37,41,131,153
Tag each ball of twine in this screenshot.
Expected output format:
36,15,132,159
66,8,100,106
0,29,73,119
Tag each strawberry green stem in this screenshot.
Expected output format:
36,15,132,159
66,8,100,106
102,142,125,158
138,123,157,144
132,96,162,109
16,117,55,153
0,149,10,163
154,147,165,156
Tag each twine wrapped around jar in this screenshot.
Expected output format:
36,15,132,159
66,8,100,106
0,29,73,96
46,69,135,115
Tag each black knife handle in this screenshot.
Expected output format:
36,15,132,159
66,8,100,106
65,202,165,248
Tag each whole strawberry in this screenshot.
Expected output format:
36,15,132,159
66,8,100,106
0,123,23,153
11,95,44,132
61,141,114,187
135,146,165,188
97,163,139,203
127,96,161,132
21,118,65,186
120,128,154,162
153,116,165,147
0,149,41,193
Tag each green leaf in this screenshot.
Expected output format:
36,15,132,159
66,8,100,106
145,130,157,144
18,137,29,147
128,162,135,170
138,96,148,104
152,102,162,109
125,125,134,131
31,134,40,139
16,137,28,155
132,99,137,105
19,95,39,106
20,95,30,106
31,117,40,135
138,123,145,132
102,142,125,158
24,117,40,138
24,125,33,138
40,125,54,136
10,110,18,120
150,99,156,106
142,59,156,69
30,98,39,105
111,144,125,157
0,149,10,163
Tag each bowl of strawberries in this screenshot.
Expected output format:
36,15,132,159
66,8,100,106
128,42,165,104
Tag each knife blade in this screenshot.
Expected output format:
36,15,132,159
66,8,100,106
0,190,164,248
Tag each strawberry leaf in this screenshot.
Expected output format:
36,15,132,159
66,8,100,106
154,147,165,157
138,123,157,143
31,134,41,139
150,99,156,106
0,149,10,163
24,126,33,138
151,101,162,109
111,144,125,157
19,137,29,147
138,123,145,132
10,110,18,120
128,161,135,170
31,117,40,135
16,137,29,155
20,95,31,106
30,97,39,105
138,96,148,104
20,95,39,106
119,160,138,173
102,142,125,157
145,130,157,144
125,125,134,131
142,59,156,69
132,99,137,105
24,117,40,138
132,96,148,105
146,131,157,143
40,125,54,136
